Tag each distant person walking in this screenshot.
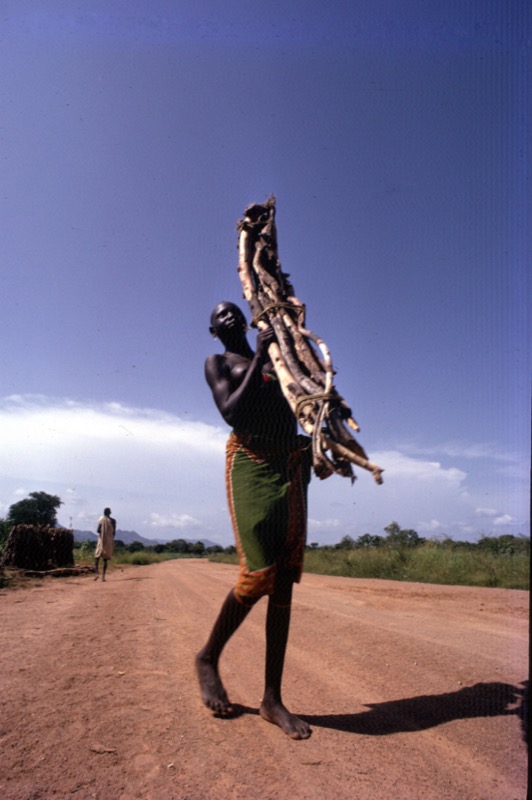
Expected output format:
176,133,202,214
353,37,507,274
94,507,116,582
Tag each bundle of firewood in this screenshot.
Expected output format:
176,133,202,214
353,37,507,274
237,196,383,484
1,525,74,570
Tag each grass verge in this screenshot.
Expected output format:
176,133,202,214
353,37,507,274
209,546,529,590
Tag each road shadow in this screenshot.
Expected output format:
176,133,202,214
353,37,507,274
299,681,528,743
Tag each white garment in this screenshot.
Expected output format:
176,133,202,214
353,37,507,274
95,515,115,559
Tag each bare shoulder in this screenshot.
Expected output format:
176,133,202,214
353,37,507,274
205,353,226,371
205,353,228,384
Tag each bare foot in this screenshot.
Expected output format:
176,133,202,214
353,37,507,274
94,575,99,581
195,652,233,716
259,698,311,739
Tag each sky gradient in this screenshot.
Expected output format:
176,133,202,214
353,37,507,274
1,1,529,544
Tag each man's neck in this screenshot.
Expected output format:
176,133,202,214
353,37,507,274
221,336,253,360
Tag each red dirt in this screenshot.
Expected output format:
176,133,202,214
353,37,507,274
0,559,528,800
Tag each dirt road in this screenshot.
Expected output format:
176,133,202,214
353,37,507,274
0,559,528,800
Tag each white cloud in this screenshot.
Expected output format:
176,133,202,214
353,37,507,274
474,508,519,530
399,440,520,463
372,450,467,487
0,395,228,538
0,396,527,544
148,512,201,530
308,517,342,531
417,519,442,533
0,394,226,455
475,507,498,518
493,514,514,527
65,488,84,506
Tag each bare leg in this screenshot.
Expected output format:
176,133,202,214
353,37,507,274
196,588,257,716
94,557,100,580
102,559,108,581
259,579,311,739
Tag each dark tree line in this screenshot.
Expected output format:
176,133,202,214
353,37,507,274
3,495,527,560
74,537,232,556
328,522,529,554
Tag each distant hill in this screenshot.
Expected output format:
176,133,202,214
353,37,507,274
72,529,218,548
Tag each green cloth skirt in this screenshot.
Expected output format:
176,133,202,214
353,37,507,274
225,431,312,600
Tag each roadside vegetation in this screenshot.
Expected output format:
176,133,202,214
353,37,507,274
1,497,529,591
209,523,530,590
73,537,221,567
300,535,529,590
73,522,529,590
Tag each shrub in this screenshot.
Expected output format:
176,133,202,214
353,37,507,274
300,542,529,589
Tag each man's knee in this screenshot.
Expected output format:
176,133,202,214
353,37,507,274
233,589,260,609
270,575,294,606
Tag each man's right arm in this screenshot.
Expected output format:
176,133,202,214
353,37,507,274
205,353,262,427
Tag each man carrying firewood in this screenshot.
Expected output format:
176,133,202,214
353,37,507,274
195,301,312,739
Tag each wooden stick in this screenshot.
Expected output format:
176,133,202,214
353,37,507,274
236,197,383,484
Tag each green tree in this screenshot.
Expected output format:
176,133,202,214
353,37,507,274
0,518,11,555
7,491,63,527
167,538,189,553
477,534,530,556
355,533,384,548
190,541,205,556
335,535,356,550
128,541,145,553
205,544,224,554
383,521,425,548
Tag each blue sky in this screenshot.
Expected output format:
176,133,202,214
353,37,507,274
1,1,529,544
